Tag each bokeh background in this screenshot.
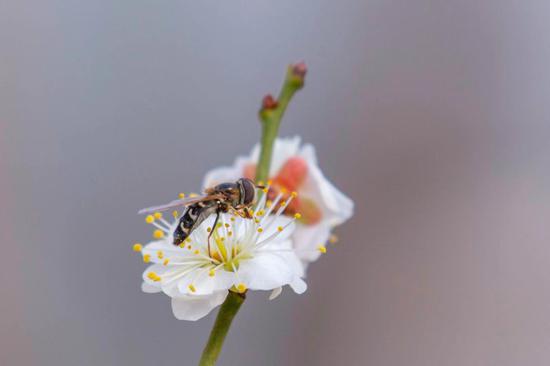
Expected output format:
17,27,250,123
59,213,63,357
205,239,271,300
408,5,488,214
2,1,550,365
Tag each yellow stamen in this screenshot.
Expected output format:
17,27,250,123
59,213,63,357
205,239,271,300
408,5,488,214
294,213,302,219
211,251,222,262
145,215,155,224
153,229,164,239
187,245,192,250
262,187,269,193
194,249,200,255
189,193,199,198
267,179,273,185
228,231,233,237
178,193,186,199
207,227,212,233
266,200,273,208
254,218,260,224
277,226,283,232
256,209,265,217
230,217,236,222
318,245,327,254
163,258,170,266
156,250,164,259
172,210,179,218
143,254,151,263
257,227,263,233
179,243,185,248
280,201,287,207
188,284,196,293
132,243,143,252
208,269,216,277
236,283,247,293
224,223,230,228
291,191,298,198
147,272,161,282
153,212,162,219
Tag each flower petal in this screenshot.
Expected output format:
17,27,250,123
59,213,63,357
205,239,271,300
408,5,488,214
141,282,162,293
292,223,331,263
171,292,228,321
290,277,307,294
238,249,300,291
269,287,283,300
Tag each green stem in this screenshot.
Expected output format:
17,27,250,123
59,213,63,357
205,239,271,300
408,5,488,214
198,291,245,366
255,64,306,183
197,63,306,366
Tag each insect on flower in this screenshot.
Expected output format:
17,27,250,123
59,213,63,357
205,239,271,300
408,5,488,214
139,178,264,252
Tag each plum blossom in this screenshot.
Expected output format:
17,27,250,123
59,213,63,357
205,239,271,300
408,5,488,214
133,190,306,321
203,136,354,265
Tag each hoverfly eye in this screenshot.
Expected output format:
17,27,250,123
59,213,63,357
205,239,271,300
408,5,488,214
240,178,256,206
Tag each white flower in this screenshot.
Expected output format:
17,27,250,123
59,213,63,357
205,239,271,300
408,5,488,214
133,191,307,321
203,136,354,266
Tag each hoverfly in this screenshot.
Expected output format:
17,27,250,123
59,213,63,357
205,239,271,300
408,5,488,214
139,178,262,247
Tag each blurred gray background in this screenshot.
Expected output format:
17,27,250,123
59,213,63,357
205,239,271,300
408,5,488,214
2,1,550,365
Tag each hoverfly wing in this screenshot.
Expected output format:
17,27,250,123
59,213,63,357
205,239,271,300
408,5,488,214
138,194,222,214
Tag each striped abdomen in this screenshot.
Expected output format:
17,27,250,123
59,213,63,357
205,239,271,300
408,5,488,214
173,201,217,245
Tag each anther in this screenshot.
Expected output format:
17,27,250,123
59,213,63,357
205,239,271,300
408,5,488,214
294,213,302,219
224,223,230,228
132,243,143,252
143,254,151,263
153,212,162,219
257,227,263,233
189,193,199,198
172,210,179,218
318,245,327,254
153,229,164,239
291,191,298,198
145,215,155,224
230,217,236,222
157,250,164,259
208,269,216,277
178,193,186,199
207,227,212,233
237,283,247,293
147,272,161,282
163,258,170,266
194,249,200,255
277,226,283,232
188,284,196,293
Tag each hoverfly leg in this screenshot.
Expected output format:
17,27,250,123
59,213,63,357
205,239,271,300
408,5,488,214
208,209,221,258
